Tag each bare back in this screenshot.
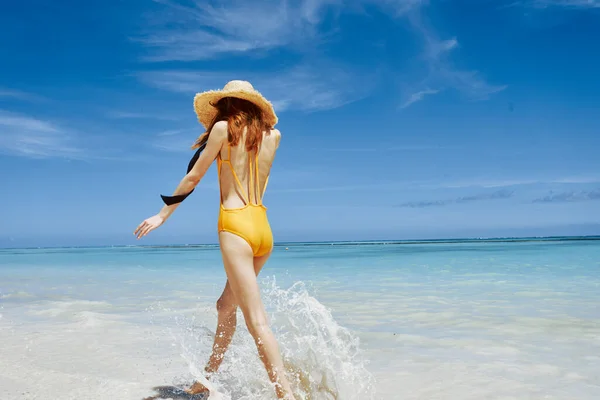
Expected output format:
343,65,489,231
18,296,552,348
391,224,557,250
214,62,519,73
218,126,280,210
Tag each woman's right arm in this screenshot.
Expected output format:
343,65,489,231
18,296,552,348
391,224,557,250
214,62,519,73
134,121,228,239
157,121,227,221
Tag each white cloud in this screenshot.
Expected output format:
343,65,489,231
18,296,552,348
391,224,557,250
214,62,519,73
499,0,600,10
552,176,600,184
0,113,58,133
440,69,507,100
136,63,374,112
0,111,84,159
155,129,190,137
137,0,321,61
533,188,600,203
439,179,542,189
434,176,600,189
137,0,425,61
270,182,397,193
0,88,45,102
400,13,506,107
105,111,179,121
400,88,440,108
305,144,460,152
136,0,503,110
529,0,600,8
151,128,200,152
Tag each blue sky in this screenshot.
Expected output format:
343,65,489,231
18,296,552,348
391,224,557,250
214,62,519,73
1,0,600,247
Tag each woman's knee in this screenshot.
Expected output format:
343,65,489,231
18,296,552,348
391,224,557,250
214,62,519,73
216,296,237,315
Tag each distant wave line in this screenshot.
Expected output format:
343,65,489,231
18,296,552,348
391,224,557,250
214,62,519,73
2,235,599,251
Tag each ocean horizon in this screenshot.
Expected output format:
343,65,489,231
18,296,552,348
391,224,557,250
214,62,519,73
3,234,600,251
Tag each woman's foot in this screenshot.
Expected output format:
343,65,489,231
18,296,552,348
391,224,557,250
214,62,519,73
184,381,209,395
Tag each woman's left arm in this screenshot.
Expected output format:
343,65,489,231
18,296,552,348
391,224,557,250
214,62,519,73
134,122,228,239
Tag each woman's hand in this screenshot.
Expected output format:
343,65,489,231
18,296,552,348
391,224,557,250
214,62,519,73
134,214,165,239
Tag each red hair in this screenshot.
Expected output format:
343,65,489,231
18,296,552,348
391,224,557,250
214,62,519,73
192,97,272,152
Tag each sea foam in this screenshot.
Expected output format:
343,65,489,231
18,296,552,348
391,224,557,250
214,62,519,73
150,277,377,400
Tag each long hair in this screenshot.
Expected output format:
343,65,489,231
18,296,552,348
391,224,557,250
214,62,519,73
192,97,272,153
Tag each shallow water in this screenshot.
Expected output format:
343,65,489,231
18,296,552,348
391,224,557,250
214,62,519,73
1,239,599,399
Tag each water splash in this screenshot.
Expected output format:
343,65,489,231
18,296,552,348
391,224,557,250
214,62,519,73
263,278,377,400
151,277,377,400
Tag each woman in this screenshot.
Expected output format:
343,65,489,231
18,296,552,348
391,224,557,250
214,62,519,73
134,80,296,400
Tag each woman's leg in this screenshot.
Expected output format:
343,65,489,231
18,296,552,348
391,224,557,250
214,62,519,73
206,282,238,373
205,252,272,374
218,231,296,399
186,248,273,395
186,283,238,395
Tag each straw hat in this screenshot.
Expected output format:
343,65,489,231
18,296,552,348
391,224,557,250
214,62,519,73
193,80,278,129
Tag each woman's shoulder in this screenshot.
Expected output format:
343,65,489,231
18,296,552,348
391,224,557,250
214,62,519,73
270,128,281,138
210,120,229,139
269,128,281,147
213,120,229,131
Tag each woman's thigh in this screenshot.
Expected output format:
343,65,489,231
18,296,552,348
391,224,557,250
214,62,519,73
219,231,267,321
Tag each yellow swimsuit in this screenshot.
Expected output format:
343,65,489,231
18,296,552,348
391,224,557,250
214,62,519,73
217,144,273,257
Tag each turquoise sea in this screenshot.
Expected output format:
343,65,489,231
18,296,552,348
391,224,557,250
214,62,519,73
1,237,600,399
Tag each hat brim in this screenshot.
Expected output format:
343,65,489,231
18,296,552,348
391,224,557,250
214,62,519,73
193,88,278,129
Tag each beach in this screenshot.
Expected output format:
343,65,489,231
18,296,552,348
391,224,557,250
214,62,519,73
1,238,599,399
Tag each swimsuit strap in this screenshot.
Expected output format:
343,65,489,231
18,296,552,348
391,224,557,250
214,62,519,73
216,148,223,204
248,150,254,204
219,144,250,205
218,142,269,206
245,149,261,205
254,152,260,204
254,151,267,205
250,151,263,205
247,149,265,205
